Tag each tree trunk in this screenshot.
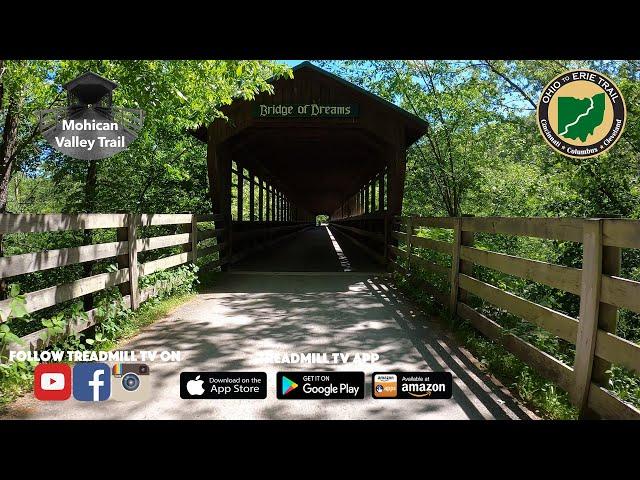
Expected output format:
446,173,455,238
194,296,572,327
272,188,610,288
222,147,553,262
0,98,20,212
0,60,5,111
0,91,22,299
82,160,98,310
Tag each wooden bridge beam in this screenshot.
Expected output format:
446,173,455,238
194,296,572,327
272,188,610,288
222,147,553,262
271,186,275,221
365,182,370,214
249,169,255,221
237,162,244,221
378,171,385,212
206,132,232,271
265,182,271,221
258,178,264,222
387,135,407,217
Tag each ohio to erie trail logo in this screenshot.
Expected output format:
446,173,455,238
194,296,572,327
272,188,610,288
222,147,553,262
537,70,626,158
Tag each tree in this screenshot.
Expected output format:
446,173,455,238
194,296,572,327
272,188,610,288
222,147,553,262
0,60,292,298
323,60,499,216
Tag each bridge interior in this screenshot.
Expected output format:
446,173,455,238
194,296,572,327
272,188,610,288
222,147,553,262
233,225,381,272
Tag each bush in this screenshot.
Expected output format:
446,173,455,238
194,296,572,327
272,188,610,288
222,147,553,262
0,264,200,410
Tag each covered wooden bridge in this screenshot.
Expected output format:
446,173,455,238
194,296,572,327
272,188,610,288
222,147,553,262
191,61,427,271
2,63,640,420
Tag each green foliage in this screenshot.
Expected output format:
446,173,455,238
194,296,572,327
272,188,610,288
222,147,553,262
394,271,578,419
3,60,291,218
316,214,329,225
0,285,29,357
139,263,199,296
4,59,640,416
0,359,37,409
0,265,198,411
0,324,21,354
326,59,640,415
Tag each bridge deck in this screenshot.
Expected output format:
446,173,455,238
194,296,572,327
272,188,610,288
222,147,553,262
4,271,534,420
232,225,382,272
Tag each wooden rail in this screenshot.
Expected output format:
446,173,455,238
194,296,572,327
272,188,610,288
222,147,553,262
329,223,385,243
329,224,386,265
390,215,640,420
0,212,227,351
328,213,387,265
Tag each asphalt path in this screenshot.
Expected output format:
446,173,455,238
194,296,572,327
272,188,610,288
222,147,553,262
4,270,534,420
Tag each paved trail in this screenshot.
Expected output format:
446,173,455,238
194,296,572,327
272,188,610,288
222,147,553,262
3,228,535,420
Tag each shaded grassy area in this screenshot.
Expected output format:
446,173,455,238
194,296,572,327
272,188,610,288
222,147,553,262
0,291,195,413
392,272,578,420
94,292,196,352
197,269,224,290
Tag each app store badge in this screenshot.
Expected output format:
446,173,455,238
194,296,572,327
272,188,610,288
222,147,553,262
373,373,397,398
276,372,364,399
372,372,453,399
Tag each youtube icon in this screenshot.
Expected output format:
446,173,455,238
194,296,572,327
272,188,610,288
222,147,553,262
34,364,71,401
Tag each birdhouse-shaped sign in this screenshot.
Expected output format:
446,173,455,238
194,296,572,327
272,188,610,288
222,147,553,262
64,72,117,114
37,71,145,160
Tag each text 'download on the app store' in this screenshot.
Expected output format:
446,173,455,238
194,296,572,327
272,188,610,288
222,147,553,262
180,372,267,399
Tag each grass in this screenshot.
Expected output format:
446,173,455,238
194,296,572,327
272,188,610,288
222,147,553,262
0,361,34,411
452,320,578,419
0,291,195,413
98,292,195,351
196,268,224,290
393,273,578,420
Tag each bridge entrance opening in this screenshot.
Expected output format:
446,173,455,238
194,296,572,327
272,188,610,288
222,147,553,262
192,62,427,272
316,214,329,226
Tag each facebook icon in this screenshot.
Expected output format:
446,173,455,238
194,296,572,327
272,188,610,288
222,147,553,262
73,363,111,401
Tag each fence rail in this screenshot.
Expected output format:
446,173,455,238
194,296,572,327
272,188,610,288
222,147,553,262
389,215,640,420
0,212,227,352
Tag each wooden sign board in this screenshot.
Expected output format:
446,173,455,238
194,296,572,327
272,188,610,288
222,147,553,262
253,104,359,118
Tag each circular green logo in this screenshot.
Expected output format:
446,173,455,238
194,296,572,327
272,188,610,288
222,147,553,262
537,69,626,158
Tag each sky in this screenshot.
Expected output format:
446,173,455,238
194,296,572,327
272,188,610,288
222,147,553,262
281,60,308,68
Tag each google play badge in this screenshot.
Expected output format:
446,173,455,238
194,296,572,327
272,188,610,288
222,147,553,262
281,376,298,396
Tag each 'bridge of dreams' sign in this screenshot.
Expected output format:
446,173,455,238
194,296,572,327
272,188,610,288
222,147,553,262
253,104,359,118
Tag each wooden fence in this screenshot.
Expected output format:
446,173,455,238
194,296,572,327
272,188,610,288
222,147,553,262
0,213,226,352
388,215,640,420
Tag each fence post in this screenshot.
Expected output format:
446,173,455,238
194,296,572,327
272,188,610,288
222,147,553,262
573,219,603,416
593,245,620,362
128,214,140,310
459,216,475,304
406,216,413,271
450,215,474,316
450,217,462,315
584,221,621,419
117,214,140,310
190,214,198,264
